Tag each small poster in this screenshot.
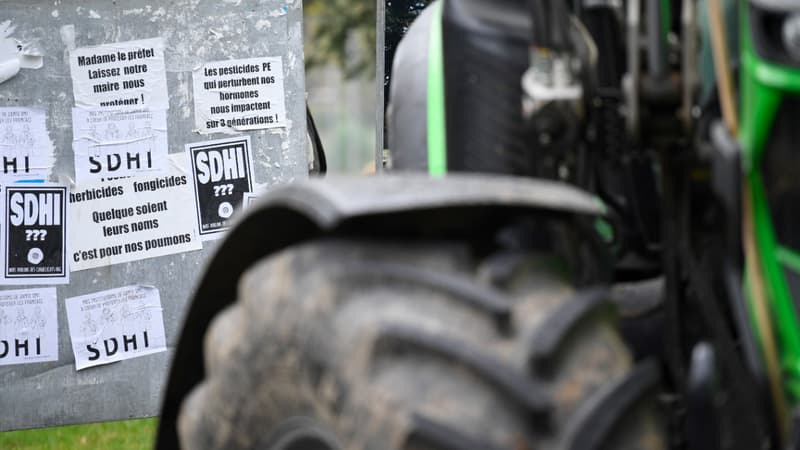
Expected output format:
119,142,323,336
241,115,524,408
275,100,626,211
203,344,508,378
71,108,168,183
65,285,167,371
3,185,69,284
69,37,169,110
0,288,58,367
0,108,54,182
186,136,254,240
69,157,202,272
192,56,286,133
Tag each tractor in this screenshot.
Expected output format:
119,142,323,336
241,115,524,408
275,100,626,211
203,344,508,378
155,0,800,448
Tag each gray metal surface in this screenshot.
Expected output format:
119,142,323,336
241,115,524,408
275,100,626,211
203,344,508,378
0,0,306,431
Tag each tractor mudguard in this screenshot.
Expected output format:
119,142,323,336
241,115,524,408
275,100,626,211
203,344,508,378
156,174,605,449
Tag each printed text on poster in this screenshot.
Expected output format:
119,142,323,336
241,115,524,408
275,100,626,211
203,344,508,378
0,108,54,182
72,108,168,183
69,38,169,110
65,285,167,371
69,162,202,271
0,288,58,366
192,56,286,133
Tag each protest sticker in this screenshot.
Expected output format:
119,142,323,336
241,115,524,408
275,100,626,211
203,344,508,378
0,108,54,182
69,37,168,110
186,136,254,240
0,288,58,367
192,56,286,133
65,285,167,371
69,163,202,272
3,185,69,284
71,108,168,183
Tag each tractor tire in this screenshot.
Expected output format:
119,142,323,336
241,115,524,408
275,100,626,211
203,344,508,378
177,238,666,450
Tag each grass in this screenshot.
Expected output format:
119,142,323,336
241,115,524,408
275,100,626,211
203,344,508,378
0,418,158,450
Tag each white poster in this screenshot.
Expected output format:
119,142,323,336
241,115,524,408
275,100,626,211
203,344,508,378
192,56,286,133
65,285,167,371
0,108,54,182
71,108,168,183
69,38,168,110
69,158,202,271
0,288,58,366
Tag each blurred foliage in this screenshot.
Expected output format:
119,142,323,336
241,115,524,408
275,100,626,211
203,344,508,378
305,0,376,79
304,0,432,80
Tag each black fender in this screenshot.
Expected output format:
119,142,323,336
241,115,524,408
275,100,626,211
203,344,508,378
156,174,604,449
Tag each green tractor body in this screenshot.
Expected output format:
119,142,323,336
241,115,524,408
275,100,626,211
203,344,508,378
741,0,800,407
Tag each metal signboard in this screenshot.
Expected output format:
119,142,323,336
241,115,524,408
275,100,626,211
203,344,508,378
0,0,307,431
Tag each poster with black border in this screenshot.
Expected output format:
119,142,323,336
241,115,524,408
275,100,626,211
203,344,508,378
3,185,69,285
186,136,254,240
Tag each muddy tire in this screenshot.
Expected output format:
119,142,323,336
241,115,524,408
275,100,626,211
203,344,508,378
177,238,666,450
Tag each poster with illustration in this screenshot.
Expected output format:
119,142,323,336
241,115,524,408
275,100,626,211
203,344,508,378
0,288,58,366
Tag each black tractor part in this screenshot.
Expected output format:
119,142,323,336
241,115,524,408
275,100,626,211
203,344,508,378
388,1,663,278
157,175,667,450
388,0,534,175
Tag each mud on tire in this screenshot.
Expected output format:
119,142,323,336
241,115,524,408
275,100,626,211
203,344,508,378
177,238,666,450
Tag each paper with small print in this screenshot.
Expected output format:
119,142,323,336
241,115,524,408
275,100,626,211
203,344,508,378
0,108,54,182
69,38,168,110
192,56,286,133
71,108,168,183
65,285,166,371
0,288,58,366
69,156,201,272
